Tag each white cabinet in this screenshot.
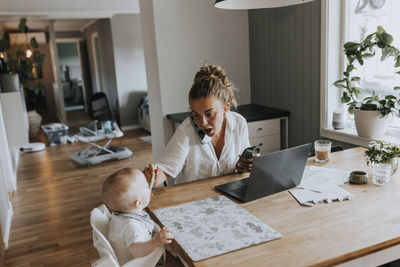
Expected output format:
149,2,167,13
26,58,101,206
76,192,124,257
0,91,29,148
248,119,281,155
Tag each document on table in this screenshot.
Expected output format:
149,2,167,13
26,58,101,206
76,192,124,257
289,166,353,206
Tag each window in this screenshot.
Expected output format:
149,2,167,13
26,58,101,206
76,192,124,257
320,0,400,146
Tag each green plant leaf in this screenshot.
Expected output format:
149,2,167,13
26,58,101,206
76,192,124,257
377,41,386,48
0,38,9,52
346,64,354,73
363,53,375,58
348,105,355,114
395,56,400,68
356,54,364,65
382,32,393,45
344,42,360,49
18,18,27,33
351,76,360,81
30,37,38,49
377,26,385,35
394,86,400,90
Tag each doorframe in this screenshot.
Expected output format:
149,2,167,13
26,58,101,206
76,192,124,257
55,38,88,112
90,32,101,92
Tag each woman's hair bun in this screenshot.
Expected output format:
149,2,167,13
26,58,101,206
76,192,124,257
189,63,237,109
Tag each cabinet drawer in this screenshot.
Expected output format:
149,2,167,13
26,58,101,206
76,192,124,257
250,135,280,155
248,119,280,138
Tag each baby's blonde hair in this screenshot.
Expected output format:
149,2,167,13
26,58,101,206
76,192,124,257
102,168,140,212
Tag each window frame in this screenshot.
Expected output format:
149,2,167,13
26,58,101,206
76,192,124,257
320,0,400,147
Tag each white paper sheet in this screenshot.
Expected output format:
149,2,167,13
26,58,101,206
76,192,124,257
290,166,353,206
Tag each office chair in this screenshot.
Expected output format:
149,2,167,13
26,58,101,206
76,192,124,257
90,92,113,121
90,204,165,267
308,145,344,157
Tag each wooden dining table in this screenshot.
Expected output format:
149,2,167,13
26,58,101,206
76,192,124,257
146,147,400,266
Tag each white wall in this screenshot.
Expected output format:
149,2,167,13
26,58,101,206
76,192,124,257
0,102,14,248
140,0,251,158
111,14,147,127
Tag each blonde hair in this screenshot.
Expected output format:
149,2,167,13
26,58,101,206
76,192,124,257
102,168,139,212
189,64,237,109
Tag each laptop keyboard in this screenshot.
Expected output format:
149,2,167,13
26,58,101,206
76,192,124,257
231,185,248,199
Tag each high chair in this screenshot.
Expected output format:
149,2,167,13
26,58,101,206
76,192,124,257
90,204,165,267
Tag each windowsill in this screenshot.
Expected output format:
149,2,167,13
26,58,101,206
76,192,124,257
321,126,400,147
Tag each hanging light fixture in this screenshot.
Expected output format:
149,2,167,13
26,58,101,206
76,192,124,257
214,0,315,9
23,22,32,58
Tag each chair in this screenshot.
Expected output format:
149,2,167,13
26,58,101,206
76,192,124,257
90,92,113,121
90,204,165,267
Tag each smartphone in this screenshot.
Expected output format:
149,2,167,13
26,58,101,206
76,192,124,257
236,145,260,171
190,115,211,145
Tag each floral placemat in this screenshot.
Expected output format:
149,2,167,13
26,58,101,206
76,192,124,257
153,196,282,261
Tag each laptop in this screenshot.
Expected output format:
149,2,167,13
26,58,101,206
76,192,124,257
215,143,312,203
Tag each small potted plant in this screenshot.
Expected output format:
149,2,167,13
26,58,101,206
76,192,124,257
364,140,400,185
334,26,400,138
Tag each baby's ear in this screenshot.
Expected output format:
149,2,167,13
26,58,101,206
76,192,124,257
133,199,142,209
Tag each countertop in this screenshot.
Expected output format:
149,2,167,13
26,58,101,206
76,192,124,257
166,104,290,124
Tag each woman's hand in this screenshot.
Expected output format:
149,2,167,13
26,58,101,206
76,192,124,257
236,153,261,173
143,163,168,187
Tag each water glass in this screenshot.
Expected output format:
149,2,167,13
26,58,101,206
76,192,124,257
372,163,392,186
314,140,332,163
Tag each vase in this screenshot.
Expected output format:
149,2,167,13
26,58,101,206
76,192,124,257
392,158,399,175
354,109,389,138
372,163,392,186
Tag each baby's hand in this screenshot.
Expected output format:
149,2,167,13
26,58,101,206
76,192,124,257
143,163,156,184
152,227,174,247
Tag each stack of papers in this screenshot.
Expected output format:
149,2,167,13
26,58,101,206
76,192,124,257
289,166,353,206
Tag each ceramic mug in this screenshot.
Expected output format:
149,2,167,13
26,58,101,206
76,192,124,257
349,171,368,184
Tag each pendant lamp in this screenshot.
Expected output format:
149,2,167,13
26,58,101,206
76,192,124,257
214,0,315,9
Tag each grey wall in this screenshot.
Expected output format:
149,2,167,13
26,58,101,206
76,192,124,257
111,14,147,127
249,0,321,147
83,19,119,123
140,0,251,159
55,31,84,39
56,42,80,66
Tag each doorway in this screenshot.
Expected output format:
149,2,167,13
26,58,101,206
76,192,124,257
56,40,88,112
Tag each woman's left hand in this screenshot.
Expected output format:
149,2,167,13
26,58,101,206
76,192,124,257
236,153,260,173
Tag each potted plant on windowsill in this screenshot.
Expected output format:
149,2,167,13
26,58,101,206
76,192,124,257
334,26,400,138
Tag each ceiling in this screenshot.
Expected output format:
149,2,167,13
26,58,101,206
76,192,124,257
0,19,95,32
0,0,140,19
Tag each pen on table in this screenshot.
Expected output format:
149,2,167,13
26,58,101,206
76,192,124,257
149,163,157,191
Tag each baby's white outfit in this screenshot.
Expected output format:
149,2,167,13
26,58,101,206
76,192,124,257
108,210,154,265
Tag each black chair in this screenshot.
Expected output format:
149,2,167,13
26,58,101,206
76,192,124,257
308,145,344,157
90,92,113,121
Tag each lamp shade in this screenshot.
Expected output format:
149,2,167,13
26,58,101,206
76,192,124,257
214,0,314,9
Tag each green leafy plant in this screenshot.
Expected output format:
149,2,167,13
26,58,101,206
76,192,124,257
0,18,44,92
364,140,400,165
333,26,400,117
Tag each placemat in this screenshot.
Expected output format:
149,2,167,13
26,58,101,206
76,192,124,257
153,196,282,261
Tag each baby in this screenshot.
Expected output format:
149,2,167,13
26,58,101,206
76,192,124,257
102,167,174,265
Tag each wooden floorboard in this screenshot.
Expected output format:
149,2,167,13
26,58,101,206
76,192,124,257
3,129,161,266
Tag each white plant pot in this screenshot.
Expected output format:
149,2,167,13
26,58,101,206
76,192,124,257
354,109,389,138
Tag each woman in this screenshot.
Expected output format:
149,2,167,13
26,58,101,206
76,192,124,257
144,64,254,186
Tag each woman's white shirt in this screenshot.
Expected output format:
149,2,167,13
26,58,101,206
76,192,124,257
157,111,250,184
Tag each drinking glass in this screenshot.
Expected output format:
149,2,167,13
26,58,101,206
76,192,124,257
314,140,332,163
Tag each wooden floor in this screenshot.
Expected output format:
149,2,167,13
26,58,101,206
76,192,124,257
3,129,176,266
